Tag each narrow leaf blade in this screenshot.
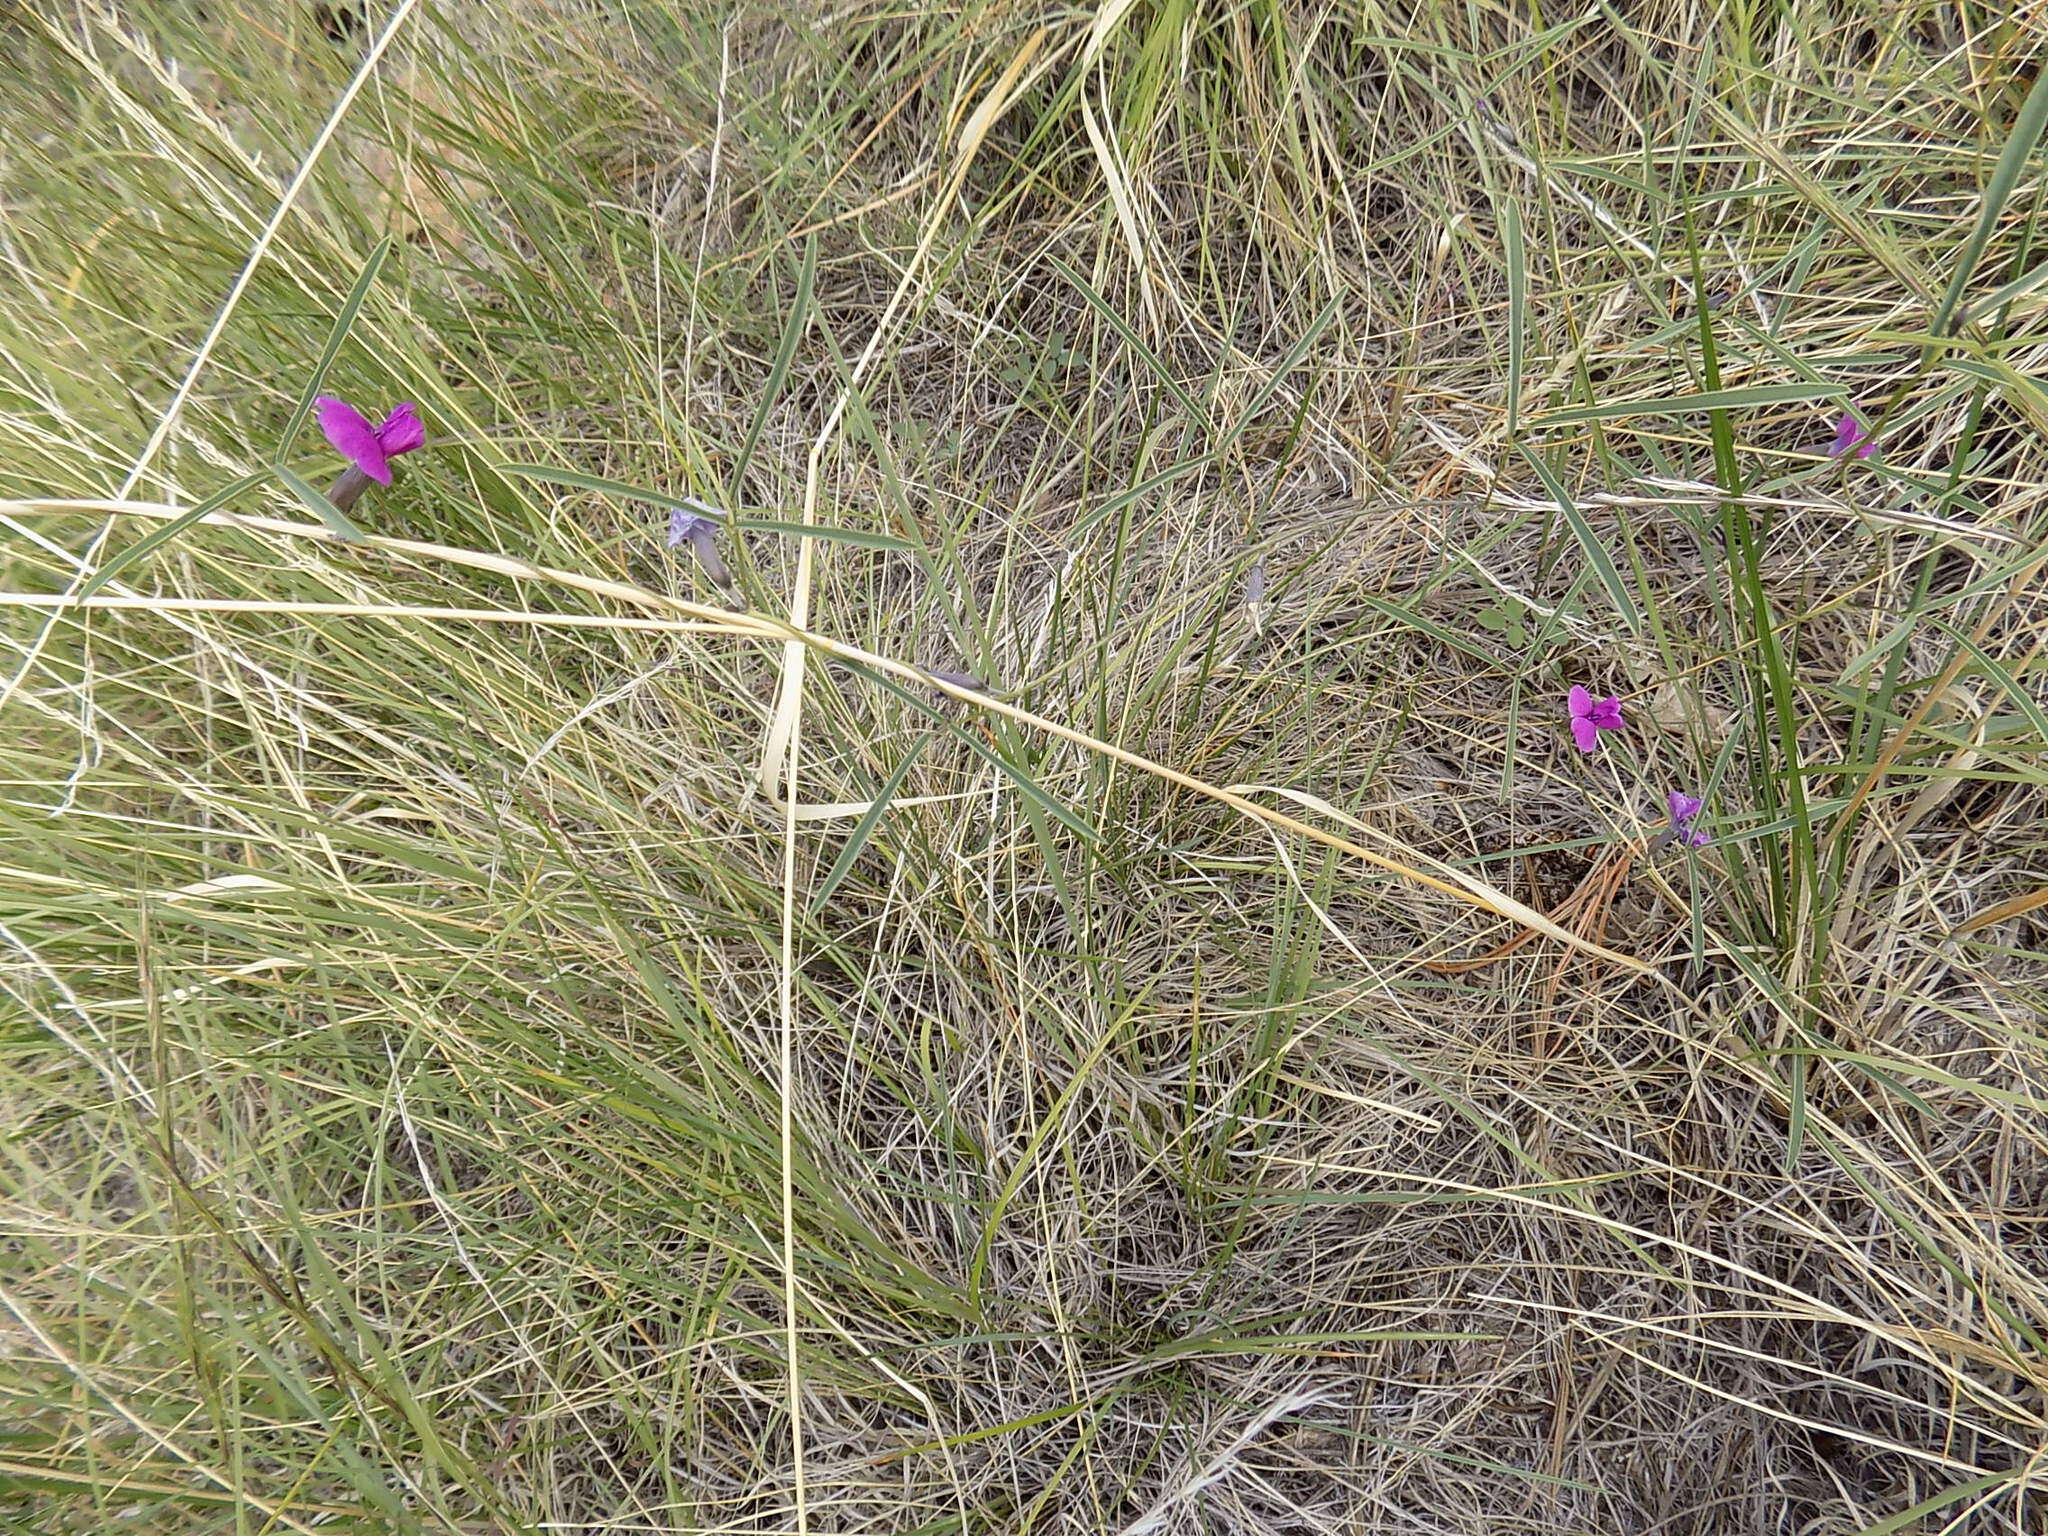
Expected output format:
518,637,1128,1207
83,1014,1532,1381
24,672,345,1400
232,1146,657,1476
80,473,269,597
279,237,395,455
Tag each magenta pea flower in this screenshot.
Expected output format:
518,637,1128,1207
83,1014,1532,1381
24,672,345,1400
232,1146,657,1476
1567,685,1624,752
317,397,423,484
1826,411,1876,460
316,396,424,514
1654,789,1710,851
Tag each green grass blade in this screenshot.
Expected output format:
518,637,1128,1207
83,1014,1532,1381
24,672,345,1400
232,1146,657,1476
732,233,817,493
79,472,268,597
1050,256,1214,434
499,462,705,504
272,464,364,539
848,664,1098,845
501,463,915,547
1502,197,1526,438
1924,617,2048,745
735,517,918,551
277,237,395,455
1515,440,1641,636
806,734,932,919
1356,593,1509,667
1931,65,2048,339
1847,1472,2018,1536
1956,251,2048,328
1214,297,1341,456
1533,381,1842,427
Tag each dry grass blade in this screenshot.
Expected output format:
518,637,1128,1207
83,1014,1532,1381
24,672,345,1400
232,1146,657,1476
16,500,1651,970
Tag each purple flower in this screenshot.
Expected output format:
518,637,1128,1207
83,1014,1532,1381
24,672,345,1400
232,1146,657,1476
1666,790,1709,847
1827,411,1876,460
1656,789,1710,850
1567,685,1624,753
316,396,424,485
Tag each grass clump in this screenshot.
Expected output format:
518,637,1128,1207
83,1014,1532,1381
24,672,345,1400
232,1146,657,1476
3,2,2047,1532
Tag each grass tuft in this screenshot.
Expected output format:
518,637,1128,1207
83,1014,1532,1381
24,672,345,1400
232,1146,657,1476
4,2,2047,1532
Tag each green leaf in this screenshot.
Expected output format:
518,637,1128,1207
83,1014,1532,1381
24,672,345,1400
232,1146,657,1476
1957,250,2048,328
1931,65,2048,340
1516,442,1642,636
1502,197,1526,438
848,664,1097,845
1050,256,1214,434
80,472,269,597
1847,1472,2016,1536
274,464,364,539
733,518,916,551
1356,594,1508,668
1533,380,1843,426
1940,355,2048,419
733,233,816,492
501,463,917,549
500,463,702,504
806,735,932,919
278,237,395,457
1924,617,2048,746
1215,297,1341,456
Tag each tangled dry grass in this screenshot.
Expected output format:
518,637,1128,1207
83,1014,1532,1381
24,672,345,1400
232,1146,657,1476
2,2,2046,1532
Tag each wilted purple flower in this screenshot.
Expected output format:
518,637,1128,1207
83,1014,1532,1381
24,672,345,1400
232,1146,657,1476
662,500,736,600
1827,411,1876,460
665,507,714,547
1567,685,1624,753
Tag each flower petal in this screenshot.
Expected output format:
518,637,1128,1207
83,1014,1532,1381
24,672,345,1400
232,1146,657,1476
1828,412,1874,460
1570,715,1601,752
1590,696,1623,729
376,403,425,457
1568,684,1592,718
1667,790,1703,824
316,395,391,484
